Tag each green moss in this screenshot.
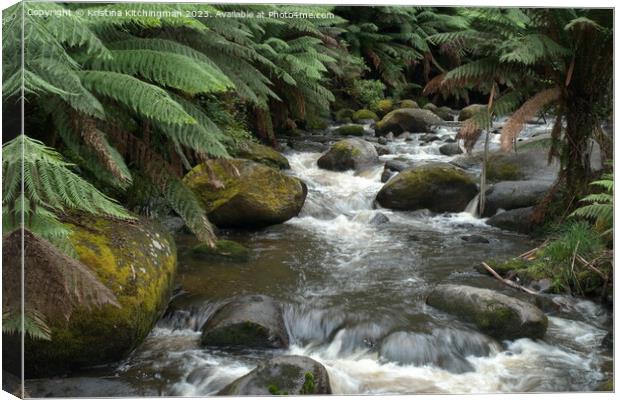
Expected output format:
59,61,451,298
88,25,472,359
596,379,614,391
399,99,418,108
371,99,394,116
191,239,250,262
423,102,437,111
487,157,523,181
306,117,329,130
458,104,486,121
352,109,379,122
334,108,354,122
22,215,177,377
300,372,316,394
334,124,365,136
232,141,290,170
484,258,529,276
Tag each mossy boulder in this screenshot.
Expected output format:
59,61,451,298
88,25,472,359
200,295,289,348
486,155,524,181
458,104,486,121
371,99,394,116
232,141,290,170
434,106,454,121
426,284,548,340
184,159,307,228
334,108,355,123
21,216,177,377
317,138,379,172
334,124,365,136
375,163,477,212
352,109,379,122
191,239,250,262
376,108,442,136
218,356,332,395
399,99,419,108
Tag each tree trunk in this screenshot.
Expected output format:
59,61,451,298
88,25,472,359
563,99,596,199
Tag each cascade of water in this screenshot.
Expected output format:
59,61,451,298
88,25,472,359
464,193,480,217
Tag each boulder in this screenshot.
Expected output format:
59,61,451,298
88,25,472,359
374,145,391,156
352,109,379,122
191,239,250,262
486,207,535,234
10,216,177,377
371,99,394,117
381,169,394,183
384,160,410,172
420,134,440,142
317,138,379,172
218,356,332,395
458,104,486,121
483,180,552,217
232,141,290,170
334,124,365,136
439,143,463,156
375,164,477,212
426,284,548,340
376,108,442,136
334,108,354,123
435,106,454,121
200,295,289,348
184,159,307,227
399,99,419,108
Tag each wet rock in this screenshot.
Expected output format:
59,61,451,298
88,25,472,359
381,169,394,183
378,136,388,145
218,355,332,395
426,284,548,340
460,235,490,244
397,132,411,140
439,143,463,156
486,207,535,234
441,136,456,143
26,377,149,398
334,124,365,136
385,132,394,141
184,159,307,228
200,295,289,349
602,331,613,351
10,216,177,377
369,212,390,225
420,134,440,142
191,239,250,262
288,141,327,153
434,106,454,121
379,329,495,373
232,141,290,170
374,144,391,156
483,181,552,217
529,278,552,293
375,163,477,212
376,108,442,136
385,160,409,172
458,104,486,121
160,216,186,234
317,138,379,172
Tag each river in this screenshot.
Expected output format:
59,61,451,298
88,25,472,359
28,122,612,396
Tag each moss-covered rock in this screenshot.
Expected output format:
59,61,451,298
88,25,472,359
352,109,379,122
201,295,289,348
371,99,394,116
21,215,177,377
334,124,365,136
458,104,486,121
434,106,454,121
486,155,523,181
334,108,354,123
219,356,332,395
317,138,379,172
232,141,290,170
399,99,419,109
375,163,477,212
423,102,438,111
426,284,548,340
376,108,442,136
184,159,307,228
191,240,250,262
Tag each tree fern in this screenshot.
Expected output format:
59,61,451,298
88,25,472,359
571,173,613,234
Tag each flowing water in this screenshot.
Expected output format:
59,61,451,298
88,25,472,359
29,122,612,396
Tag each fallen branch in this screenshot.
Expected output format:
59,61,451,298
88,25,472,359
518,240,549,260
575,254,607,279
481,262,538,295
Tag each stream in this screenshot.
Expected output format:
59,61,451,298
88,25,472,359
29,122,612,396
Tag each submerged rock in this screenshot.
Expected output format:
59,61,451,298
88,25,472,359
184,159,307,228
375,163,477,212
369,212,390,225
426,284,548,340
232,141,290,170
483,180,552,217
461,235,490,244
14,216,177,377
218,355,332,395
200,295,289,348
317,138,379,172
486,207,535,234
375,108,442,136
191,239,250,262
